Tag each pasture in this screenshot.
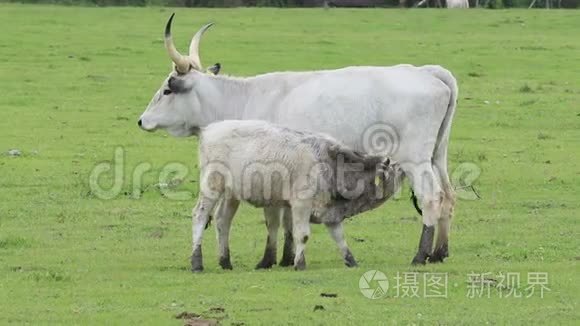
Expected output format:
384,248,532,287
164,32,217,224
0,4,579,324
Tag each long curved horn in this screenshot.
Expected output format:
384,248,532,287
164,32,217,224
188,22,214,71
164,13,190,74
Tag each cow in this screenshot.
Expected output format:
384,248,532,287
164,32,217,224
447,0,469,8
192,120,403,271
138,14,458,267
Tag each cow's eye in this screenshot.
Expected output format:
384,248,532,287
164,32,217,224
163,89,172,95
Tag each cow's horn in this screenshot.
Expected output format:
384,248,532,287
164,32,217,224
164,13,190,74
188,22,214,71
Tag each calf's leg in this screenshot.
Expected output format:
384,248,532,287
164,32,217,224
326,222,357,267
279,208,295,267
291,203,312,271
256,207,281,269
214,197,240,270
191,194,220,272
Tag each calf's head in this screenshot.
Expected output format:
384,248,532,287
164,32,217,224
138,14,220,137
329,145,403,200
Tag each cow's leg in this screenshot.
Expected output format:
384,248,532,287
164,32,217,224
407,163,443,265
256,207,281,269
325,222,357,267
279,208,295,267
430,151,456,263
214,197,240,270
291,203,312,271
191,194,220,272
430,191,455,263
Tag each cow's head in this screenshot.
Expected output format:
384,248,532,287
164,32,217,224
138,14,220,137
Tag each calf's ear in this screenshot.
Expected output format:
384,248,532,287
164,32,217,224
381,158,391,169
326,144,341,160
206,63,221,75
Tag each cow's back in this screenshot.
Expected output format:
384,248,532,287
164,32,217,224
244,65,452,161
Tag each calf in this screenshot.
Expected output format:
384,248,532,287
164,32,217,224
191,120,404,271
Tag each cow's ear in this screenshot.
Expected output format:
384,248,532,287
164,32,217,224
381,158,390,169
327,144,341,160
206,63,221,75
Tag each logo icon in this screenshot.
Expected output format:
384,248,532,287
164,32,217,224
359,270,389,299
362,122,400,156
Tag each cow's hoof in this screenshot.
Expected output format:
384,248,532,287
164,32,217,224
428,250,448,263
191,248,204,272
344,251,358,268
279,255,295,267
256,246,276,269
294,263,306,271
294,253,306,271
255,250,276,269
255,259,275,270
411,255,427,265
429,245,448,263
345,260,358,268
191,265,204,273
219,257,233,270
428,255,445,263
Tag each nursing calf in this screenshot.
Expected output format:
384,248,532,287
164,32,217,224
191,120,404,271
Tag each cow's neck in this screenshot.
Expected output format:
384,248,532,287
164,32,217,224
196,71,309,126
195,74,251,126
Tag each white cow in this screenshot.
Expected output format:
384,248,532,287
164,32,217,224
138,14,458,267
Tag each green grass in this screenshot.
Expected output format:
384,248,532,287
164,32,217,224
1,4,579,325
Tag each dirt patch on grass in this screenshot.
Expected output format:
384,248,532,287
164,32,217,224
320,293,338,298
175,311,218,326
183,319,218,326
175,312,201,319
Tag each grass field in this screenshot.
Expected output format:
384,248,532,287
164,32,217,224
1,4,579,324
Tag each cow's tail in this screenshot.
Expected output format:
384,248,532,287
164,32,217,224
410,190,422,216
421,65,458,197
